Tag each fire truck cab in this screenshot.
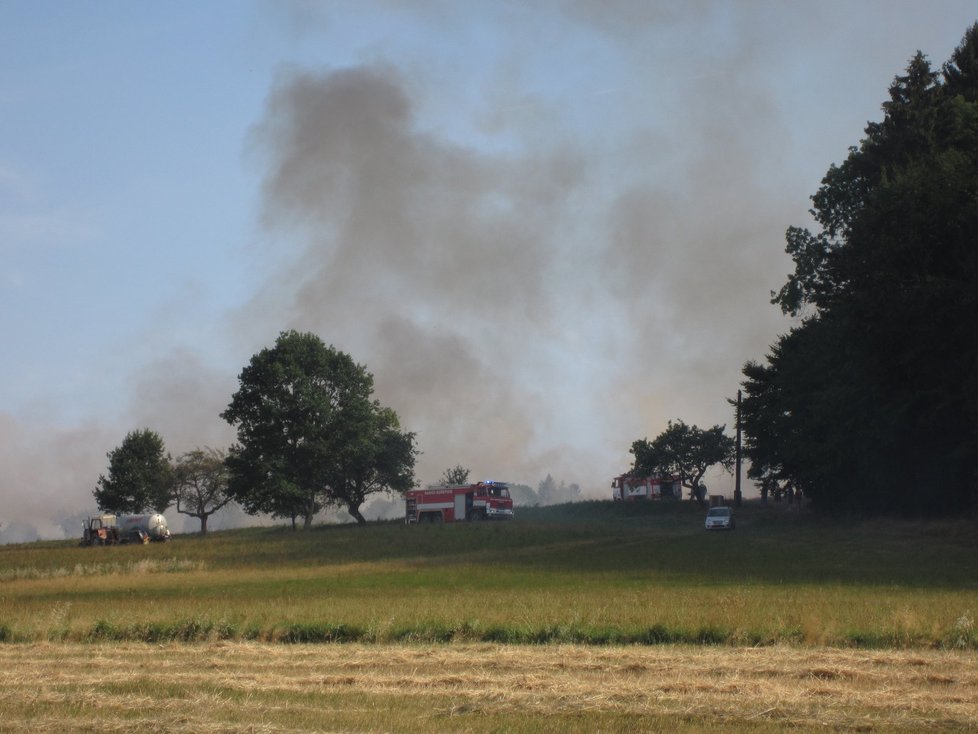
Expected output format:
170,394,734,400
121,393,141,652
405,481,515,523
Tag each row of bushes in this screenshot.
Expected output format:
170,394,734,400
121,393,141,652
0,618,974,649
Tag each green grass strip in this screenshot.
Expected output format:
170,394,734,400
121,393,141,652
59,618,978,649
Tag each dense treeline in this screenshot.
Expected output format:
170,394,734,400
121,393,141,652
741,23,978,514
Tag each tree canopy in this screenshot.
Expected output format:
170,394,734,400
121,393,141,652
94,429,173,514
172,448,234,534
741,23,978,514
221,330,417,528
630,420,735,504
327,405,417,524
537,474,582,505
440,465,470,485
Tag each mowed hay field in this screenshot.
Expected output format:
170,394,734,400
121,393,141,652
1,501,977,731
2,643,976,732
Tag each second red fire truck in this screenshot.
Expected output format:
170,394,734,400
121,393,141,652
405,481,515,523
612,473,681,501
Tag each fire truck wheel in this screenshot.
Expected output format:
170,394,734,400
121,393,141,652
468,509,486,522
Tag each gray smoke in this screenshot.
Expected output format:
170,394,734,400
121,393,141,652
0,412,116,541
241,64,589,484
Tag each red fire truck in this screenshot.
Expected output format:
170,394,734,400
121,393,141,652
612,473,680,501
405,481,515,523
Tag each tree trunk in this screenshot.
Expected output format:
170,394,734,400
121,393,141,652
302,493,317,529
693,471,708,507
347,504,366,525
199,515,208,535
685,481,707,507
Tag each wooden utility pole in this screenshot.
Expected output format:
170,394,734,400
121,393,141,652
734,389,742,508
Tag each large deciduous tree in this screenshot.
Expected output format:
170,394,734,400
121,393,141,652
221,330,416,528
630,420,735,505
172,448,234,534
742,24,978,514
94,429,173,514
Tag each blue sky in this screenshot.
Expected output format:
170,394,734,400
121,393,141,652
2,1,976,539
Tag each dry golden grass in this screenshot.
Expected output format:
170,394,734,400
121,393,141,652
0,642,975,732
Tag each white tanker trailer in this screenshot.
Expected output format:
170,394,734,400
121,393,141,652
81,513,171,545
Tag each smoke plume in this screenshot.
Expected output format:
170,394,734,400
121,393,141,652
238,53,791,492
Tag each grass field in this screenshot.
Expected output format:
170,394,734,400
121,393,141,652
1,500,976,731
1,501,976,647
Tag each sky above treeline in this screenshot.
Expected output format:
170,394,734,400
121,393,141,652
2,1,976,541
